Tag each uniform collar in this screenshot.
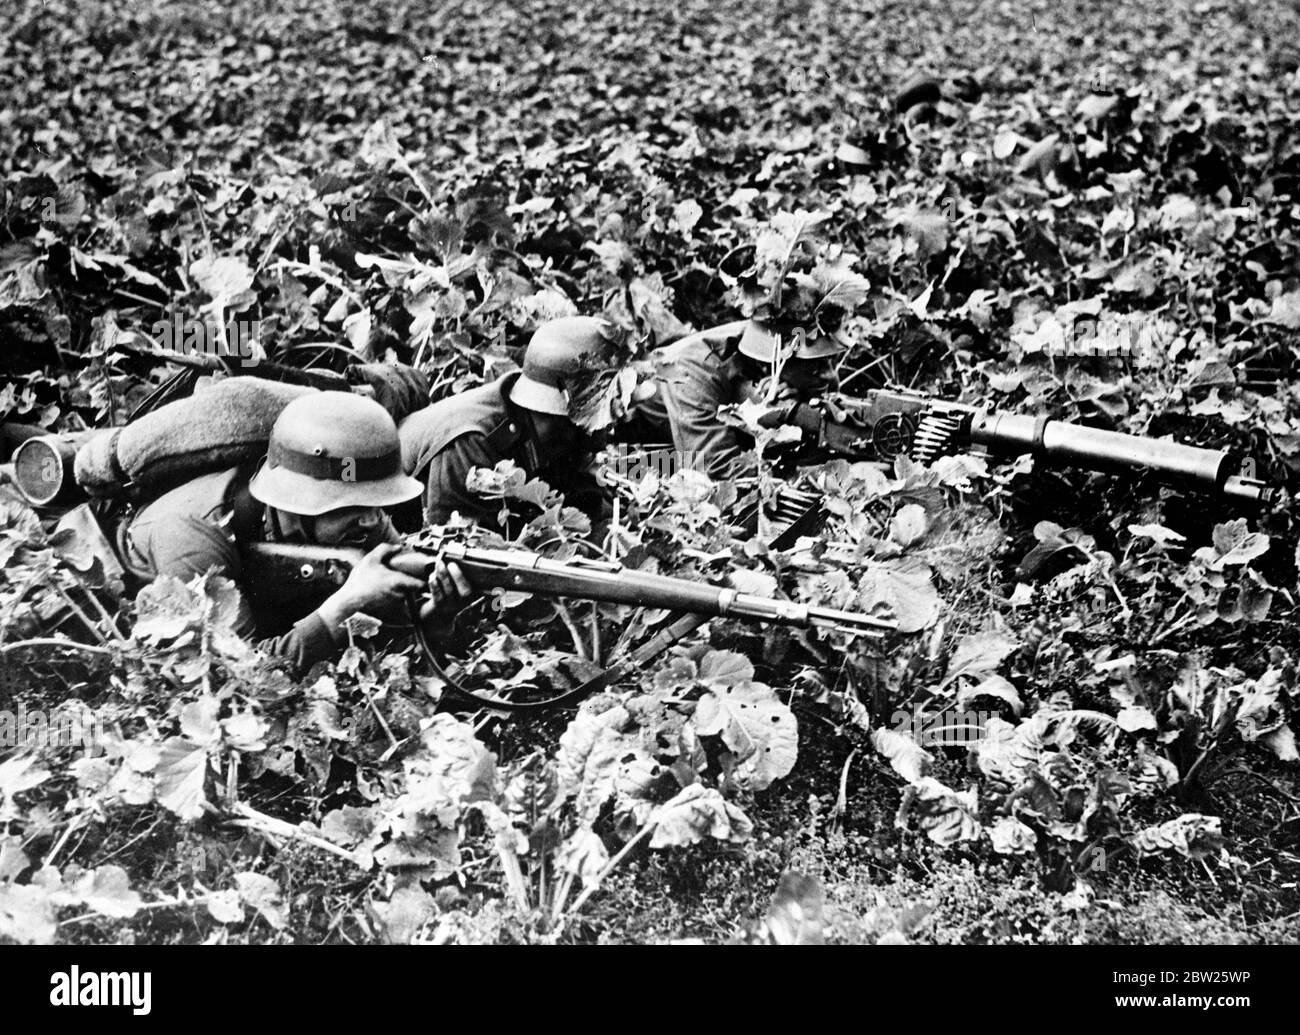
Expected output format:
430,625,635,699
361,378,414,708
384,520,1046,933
494,372,546,470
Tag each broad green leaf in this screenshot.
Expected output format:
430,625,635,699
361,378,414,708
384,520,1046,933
810,258,870,312
896,207,949,258
987,817,1037,854
649,784,753,848
70,754,113,790
993,130,1022,159
321,806,379,847
889,504,928,548
670,199,703,233
1127,523,1186,547
897,777,981,846
871,727,932,784
556,828,609,887
698,649,754,687
371,886,436,945
154,738,210,822
0,883,56,944
1262,291,1300,329
180,697,221,746
726,568,779,596
557,703,659,823
956,674,1023,716
627,275,690,342
0,835,30,882
1157,194,1198,228
108,763,155,807
0,756,50,802
310,701,348,740
1195,519,1269,570
222,712,269,753
70,865,141,918
373,827,461,875
133,576,201,642
234,873,287,929
358,118,407,166
1016,132,1060,175
411,714,498,805
693,679,797,790
942,630,1020,688
1262,726,1299,762
1129,749,1179,796
1116,706,1158,733
764,871,825,945
206,890,244,924
557,702,629,799
190,255,254,302
858,556,942,633
1131,815,1223,859
342,613,383,639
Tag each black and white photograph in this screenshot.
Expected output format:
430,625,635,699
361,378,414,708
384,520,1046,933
0,0,1297,1001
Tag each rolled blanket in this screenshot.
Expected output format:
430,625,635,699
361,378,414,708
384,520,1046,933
0,421,48,462
75,376,314,499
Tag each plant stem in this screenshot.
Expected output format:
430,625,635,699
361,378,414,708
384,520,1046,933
550,601,589,661
551,871,577,922
52,583,110,645
563,823,655,920
1150,608,1198,645
832,748,858,826
0,638,112,657
43,812,89,868
227,803,365,867
496,844,530,911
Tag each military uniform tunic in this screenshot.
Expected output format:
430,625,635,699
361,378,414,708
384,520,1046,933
119,467,341,674
398,373,601,529
642,320,756,481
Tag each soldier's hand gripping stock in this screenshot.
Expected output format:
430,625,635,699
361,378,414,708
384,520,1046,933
314,541,474,632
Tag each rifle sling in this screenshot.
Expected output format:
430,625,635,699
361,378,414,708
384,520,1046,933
409,600,718,714
409,593,618,712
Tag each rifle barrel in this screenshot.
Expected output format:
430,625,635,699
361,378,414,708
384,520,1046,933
432,544,892,638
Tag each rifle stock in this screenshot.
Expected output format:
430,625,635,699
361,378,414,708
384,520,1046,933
789,389,1275,504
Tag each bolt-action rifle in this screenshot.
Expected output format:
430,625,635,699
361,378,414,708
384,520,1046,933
241,540,894,711
773,388,1275,504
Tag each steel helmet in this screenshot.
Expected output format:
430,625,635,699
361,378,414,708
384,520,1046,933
737,320,846,363
507,316,612,416
249,392,424,516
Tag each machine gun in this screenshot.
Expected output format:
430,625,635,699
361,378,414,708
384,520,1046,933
776,387,1276,504
241,540,895,711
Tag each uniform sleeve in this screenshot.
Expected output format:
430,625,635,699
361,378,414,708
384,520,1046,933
658,352,753,481
134,514,341,675
252,613,341,676
422,432,505,529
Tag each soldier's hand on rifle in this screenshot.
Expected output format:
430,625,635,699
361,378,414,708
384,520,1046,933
427,558,473,610
319,542,425,629
415,557,475,640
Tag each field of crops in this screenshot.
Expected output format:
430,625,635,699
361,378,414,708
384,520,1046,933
1,0,1299,944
